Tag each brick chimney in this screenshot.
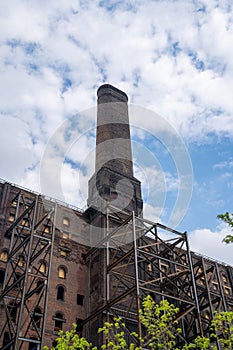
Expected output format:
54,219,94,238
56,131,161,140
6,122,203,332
87,84,143,216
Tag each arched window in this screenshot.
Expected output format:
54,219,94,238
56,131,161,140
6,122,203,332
58,266,66,279
222,273,228,284
54,312,65,331
63,217,70,227
57,286,65,301
39,262,46,273
0,250,8,262
0,270,5,285
33,307,42,329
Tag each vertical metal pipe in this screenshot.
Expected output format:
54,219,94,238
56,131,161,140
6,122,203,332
215,263,227,311
201,258,214,318
132,211,142,345
185,232,203,336
41,203,57,350
2,193,21,292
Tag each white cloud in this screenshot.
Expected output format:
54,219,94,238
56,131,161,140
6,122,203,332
189,225,233,266
143,202,165,223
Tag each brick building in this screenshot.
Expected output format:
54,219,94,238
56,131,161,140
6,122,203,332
0,84,233,350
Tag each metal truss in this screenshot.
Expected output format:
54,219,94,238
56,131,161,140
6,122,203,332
85,207,233,348
85,207,199,347
192,255,233,336
0,191,56,350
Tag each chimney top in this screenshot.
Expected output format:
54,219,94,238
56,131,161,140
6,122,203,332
97,84,128,103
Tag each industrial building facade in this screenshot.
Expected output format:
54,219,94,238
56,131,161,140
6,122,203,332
0,85,233,349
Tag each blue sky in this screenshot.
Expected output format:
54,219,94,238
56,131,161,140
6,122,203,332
0,0,233,264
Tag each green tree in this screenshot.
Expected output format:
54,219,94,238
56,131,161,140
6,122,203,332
217,212,233,244
43,324,97,350
98,317,141,350
182,310,233,350
140,296,181,350
182,335,210,350
211,310,233,349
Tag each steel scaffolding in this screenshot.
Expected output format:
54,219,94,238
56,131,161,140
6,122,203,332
0,191,56,350
85,207,233,348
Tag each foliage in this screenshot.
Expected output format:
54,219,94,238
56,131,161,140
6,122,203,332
211,310,233,349
182,335,210,350
98,317,141,350
217,212,233,244
140,295,181,350
43,324,97,350
182,310,233,350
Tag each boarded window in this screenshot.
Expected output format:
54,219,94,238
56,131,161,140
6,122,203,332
58,267,66,279
63,218,70,227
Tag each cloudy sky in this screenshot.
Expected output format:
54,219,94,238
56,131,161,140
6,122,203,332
1,0,233,264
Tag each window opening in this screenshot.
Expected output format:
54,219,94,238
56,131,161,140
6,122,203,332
57,286,65,301
77,294,84,306
0,250,8,262
58,267,66,279
54,312,65,331
63,218,70,227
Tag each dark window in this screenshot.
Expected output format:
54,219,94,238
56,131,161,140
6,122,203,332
36,280,44,294
57,286,65,301
28,338,38,350
52,341,57,348
0,270,5,285
54,312,65,331
77,294,84,306
76,319,84,336
3,332,11,348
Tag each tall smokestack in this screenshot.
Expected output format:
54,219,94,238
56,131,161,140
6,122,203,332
96,84,133,177
87,84,143,216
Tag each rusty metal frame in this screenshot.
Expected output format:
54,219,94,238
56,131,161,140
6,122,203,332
85,207,201,347
85,206,233,348
0,191,56,350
